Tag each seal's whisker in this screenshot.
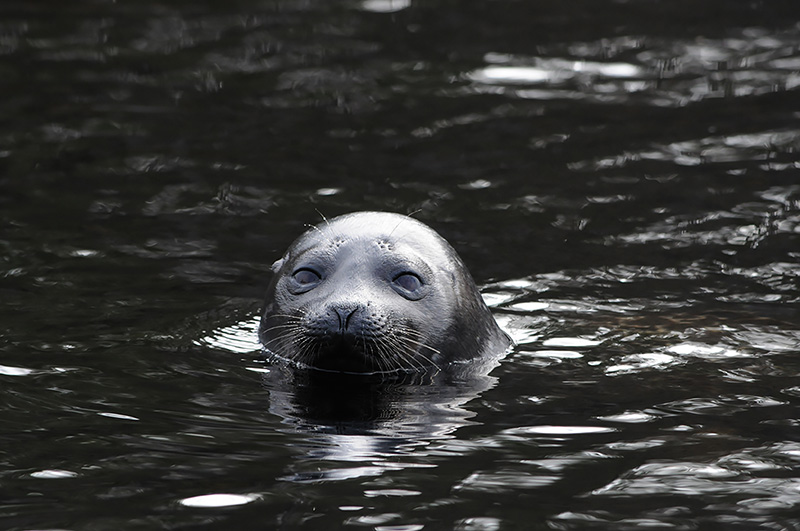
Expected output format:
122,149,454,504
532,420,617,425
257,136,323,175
266,312,307,319
373,338,395,375
378,340,405,374
296,340,317,368
391,347,421,372
264,327,318,368
402,337,444,368
389,334,425,369
369,333,402,374
368,339,389,375
303,221,341,249
399,334,442,356
286,333,317,368
395,325,443,358
314,208,329,225
381,332,429,372
259,323,304,334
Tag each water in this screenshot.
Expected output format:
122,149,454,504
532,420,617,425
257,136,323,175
1,0,799,529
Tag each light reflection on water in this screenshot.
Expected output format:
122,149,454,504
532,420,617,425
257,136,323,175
466,25,800,107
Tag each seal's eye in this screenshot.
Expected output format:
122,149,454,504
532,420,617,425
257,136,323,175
293,268,320,285
393,272,422,293
290,268,321,293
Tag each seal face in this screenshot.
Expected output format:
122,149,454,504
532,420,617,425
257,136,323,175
259,211,510,374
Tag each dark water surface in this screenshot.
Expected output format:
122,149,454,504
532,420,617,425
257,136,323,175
2,0,799,529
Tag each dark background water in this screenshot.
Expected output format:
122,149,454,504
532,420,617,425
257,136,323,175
1,0,799,529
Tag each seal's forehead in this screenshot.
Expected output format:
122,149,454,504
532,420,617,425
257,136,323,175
288,212,451,260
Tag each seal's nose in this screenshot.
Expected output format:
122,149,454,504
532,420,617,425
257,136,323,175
333,306,359,334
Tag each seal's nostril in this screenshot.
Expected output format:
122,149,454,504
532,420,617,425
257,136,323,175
344,308,357,329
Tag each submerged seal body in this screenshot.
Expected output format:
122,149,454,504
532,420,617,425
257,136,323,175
259,212,510,374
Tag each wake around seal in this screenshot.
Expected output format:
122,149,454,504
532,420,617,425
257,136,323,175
259,212,510,375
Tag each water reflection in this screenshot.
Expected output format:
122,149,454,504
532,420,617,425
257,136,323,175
466,25,800,106
360,0,411,13
0,364,35,376
262,362,502,471
469,56,643,85
179,493,261,508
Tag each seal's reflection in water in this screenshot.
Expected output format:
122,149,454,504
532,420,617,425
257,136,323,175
262,357,502,478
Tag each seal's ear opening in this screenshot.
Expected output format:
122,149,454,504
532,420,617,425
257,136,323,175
271,257,285,273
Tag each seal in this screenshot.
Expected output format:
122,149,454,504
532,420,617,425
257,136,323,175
259,212,510,375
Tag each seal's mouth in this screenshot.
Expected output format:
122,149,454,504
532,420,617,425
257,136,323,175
265,343,424,376
263,327,436,376
312,335,375,373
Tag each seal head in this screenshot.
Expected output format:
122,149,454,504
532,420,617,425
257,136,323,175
259,212,510,374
